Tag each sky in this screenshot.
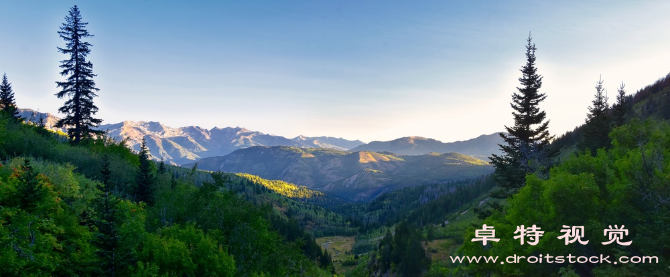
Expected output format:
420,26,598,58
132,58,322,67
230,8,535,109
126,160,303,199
1,1,669,143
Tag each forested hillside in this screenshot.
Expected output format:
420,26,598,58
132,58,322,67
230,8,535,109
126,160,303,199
461,118,670,276
195,146,493,201
455,64,670,276
0,115,335,276
2,110,497,275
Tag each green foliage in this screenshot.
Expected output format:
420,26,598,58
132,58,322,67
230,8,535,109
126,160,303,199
0,118,138,191
157,159,166,175
14,159,48,212
461,119,670,276
0,116,331,276
336,176,495,236
213,171,359,237
135,224,235,276
92,154,124,276
235,173,324,198
368,221,431,276
147,172,330,276
0,158,98,275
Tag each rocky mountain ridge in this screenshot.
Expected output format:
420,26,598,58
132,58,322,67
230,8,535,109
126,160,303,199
17,109,364,165
17,109,504,167
351,134,504,159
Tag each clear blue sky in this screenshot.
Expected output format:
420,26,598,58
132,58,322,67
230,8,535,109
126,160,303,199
1,1,669,142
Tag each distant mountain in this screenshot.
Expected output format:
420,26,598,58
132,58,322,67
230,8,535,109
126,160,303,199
18,109,63,131
292,135,364,150
350,134,504,159
15,109,364,165
194,146,493,201
97,121,364,165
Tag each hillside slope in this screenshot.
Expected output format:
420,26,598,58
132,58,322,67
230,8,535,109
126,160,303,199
0,114,334,276
195,146,493,201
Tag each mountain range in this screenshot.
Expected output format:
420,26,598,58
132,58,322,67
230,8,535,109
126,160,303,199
17,109,504,166
97,121,366,165
351,134,503,159
193,146,494,201
18,109,364,165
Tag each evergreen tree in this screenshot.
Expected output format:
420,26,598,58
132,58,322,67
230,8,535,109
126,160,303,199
54,5,103,144
489,35,553,198
319,249,334,273
398,239,430,277
157,159,166,174
426,224,435,242
0,73,19,120
16,159,45,211
580,76,611,155
136,138,155,204
93,155,122,276
373,221,430,276
170,172,178,189
99,154,113,191
612,82,628,127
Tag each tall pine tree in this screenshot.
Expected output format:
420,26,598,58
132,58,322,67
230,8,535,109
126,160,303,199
54,5,103,144
612,82,628,127
93,155,122,276
0,73,19,120
136,138,155,204
580,76,611,154
489,34,553,198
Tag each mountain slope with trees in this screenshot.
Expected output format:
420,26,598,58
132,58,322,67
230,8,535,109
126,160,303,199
194,146,493,201
462,118,670,276
0,106,334,276
458,37,670,276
